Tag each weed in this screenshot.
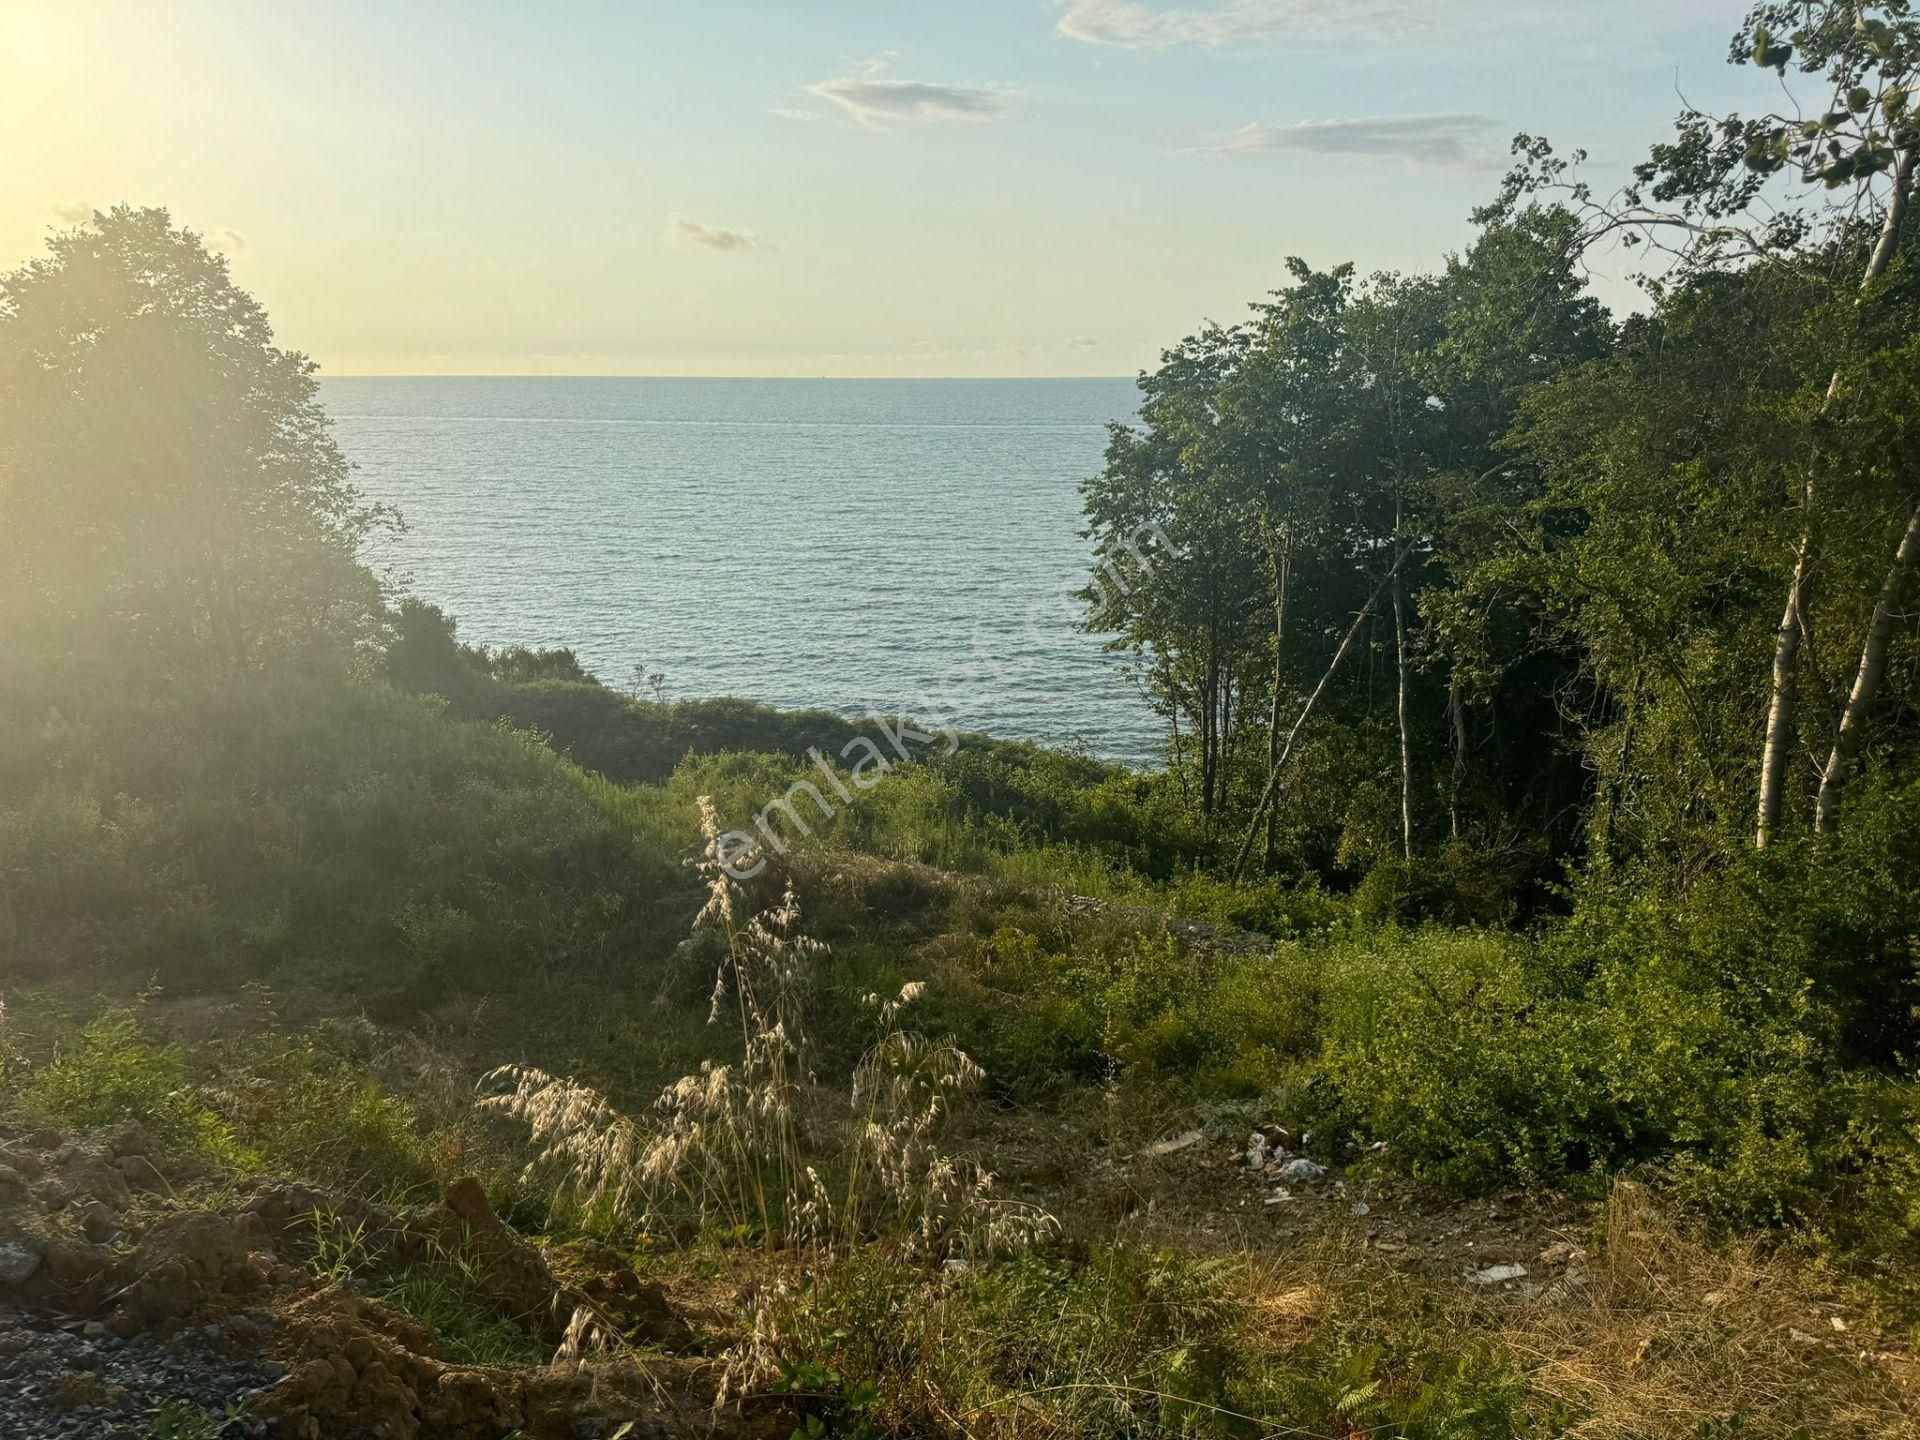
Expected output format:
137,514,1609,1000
145,1398,240,1439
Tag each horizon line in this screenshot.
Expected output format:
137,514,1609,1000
319,372,1140,382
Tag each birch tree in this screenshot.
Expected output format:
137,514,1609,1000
1496,2,1920,845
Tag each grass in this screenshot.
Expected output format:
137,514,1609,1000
377,1267,551,1368
145,1398,242,1439
664,1175,1913,1440
4,668,1918,1437
299,1203,550,1367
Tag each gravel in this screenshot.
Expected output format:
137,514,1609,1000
0,1308,282,1439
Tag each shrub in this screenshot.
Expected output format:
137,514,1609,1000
208,1030,434,1196
0,670,681,1005
19,1013,246,1163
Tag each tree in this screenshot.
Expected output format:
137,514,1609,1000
1093,215,1612,894
0,206,383,678
1505,239,1920,868
1495,2,1920,845
1082,325,1268,823
1223,261,1370,865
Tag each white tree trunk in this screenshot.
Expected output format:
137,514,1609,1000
1754,148,1913,848
1814,502,1920,832
1394,566,1413,862
1233,545,1411,879
1755,539,1810,848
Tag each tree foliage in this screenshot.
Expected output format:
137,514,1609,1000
0,206,384,678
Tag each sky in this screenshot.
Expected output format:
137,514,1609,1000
2,0,1763,378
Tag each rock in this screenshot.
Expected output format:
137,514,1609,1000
0,1241,43,1286
419,1184,565,1342
548,1239,693,1349
114,1212,270,1332
29,1179,69,1211
49,1367,123,1410
69,1199,118,1244
1143,1129,1204,1158
115,1155,162,1188
0,1307,281,1437
1276,1158,1326,1183
42,1236,118,1288
1466,1263,1528,1286
100,1121,156,1160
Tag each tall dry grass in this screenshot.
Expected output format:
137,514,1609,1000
484,796,1054,1263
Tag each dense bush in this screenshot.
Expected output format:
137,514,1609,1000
0,667,682,1006
1295,782,1920,1239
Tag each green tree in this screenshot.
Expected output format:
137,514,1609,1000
1498,2,1920,846
1082,325,1268,823
0,206,383,678
1221,260,1370,867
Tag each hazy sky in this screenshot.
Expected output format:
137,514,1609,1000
4,0,1761,377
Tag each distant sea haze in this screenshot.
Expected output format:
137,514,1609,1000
322,377,1160,764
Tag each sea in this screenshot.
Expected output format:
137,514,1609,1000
320,377,1161,763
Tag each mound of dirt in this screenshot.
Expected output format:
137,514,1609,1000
0,1122,789,1439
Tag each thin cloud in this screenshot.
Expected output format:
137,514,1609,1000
803,56,1017,130
203,226,250,259
45,200,95,228
1057,0,1422,48
1184,114,1502,167
666,214,765,253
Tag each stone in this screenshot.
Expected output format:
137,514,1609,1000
1143,1129,1204,1158
0,1241,43,1286
101,1121,156,1159
79,1200,119,1243
1466,1263,1528,1286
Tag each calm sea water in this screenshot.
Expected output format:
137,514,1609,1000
321,377,1160,762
